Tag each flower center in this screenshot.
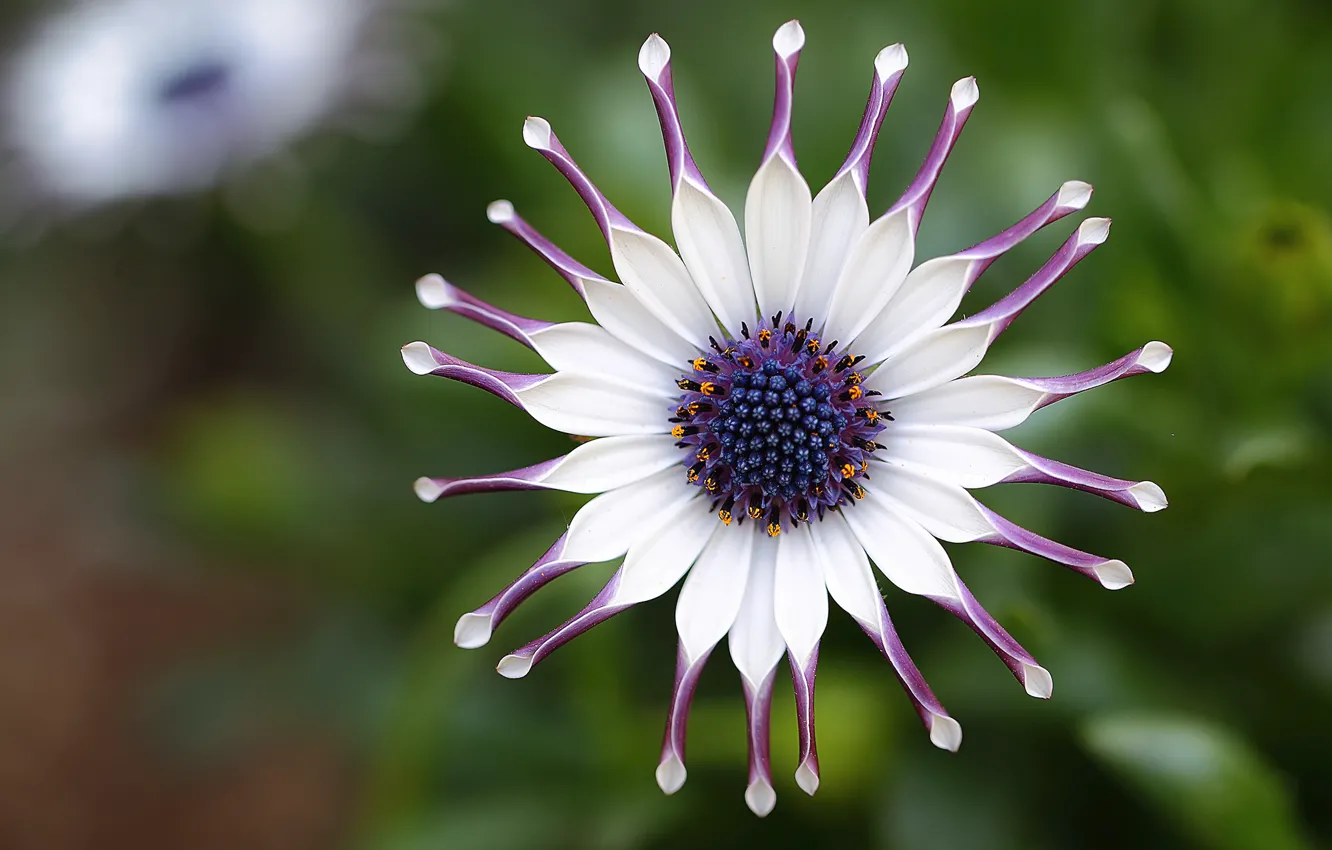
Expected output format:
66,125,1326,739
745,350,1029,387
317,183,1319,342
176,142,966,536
673,313,887,536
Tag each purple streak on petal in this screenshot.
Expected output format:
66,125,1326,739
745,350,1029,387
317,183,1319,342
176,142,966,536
400,342,548,410
415,274,551,351
639,35,708,192
789,646,820,795
1022,342,1173,409
1003,448,1165,512
486,200,605,301
947,182,1093,300
836,44,908,193
761,20,805,168
853,598,955,745
498,568,632,677
659,643,712,787
929,579,1046,694
454,533,588,648
889,78,979,234
415,455,567,503
956,218,1109,340
975,502,1130,587
741,668,777,813
522,117,638,243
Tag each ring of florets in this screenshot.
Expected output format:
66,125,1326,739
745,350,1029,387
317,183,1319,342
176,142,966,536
672,312,889,537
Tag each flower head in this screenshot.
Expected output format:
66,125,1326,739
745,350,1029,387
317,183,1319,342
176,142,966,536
2,0,425,219
404,21,1171,816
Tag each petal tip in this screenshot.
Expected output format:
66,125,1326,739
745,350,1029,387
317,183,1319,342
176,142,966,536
1140,341,1173,373
413,476,444,502
485,199,516,224
1094,560,1135,590
496,653,533,678
522,116,553,150
401,341,436,375
1129,481,1168,512
414,273,453,309
744,780,776,817
874,42,909,77
655,755,687,794
773,20,805,56
1056,180,1093,210
794,762,820,796
1078,216,1111,245
454,612,494,648
929,716,963,752
950,76,979,110
1021,663,1054,699
638,33,671,78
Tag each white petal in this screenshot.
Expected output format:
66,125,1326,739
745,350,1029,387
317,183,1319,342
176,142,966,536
867,460,995,543
675,524,758,661
728,533,785,686
792,169,870,323
673,179,757,336
840,490,963,601
773,526,828,667
852,254,977,365
539,434,685,493
820,207,914,346
530,323,680,395
518,372,670,437
610,227,718,350
563,468,694,563
745,155,812,318
889,374,1051,431
863,322,989,401
614,499,719,604
809,514,880,625
583,277,700,368
880,424,1027,489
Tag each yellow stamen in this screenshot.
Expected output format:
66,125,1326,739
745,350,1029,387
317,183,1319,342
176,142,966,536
671,425,686,438
719,509,732,525
840,463,855,479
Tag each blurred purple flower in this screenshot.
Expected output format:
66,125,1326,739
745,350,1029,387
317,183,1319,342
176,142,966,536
403,21,1171,815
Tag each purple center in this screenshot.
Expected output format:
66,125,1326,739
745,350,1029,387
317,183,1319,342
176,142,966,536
672,314,887,536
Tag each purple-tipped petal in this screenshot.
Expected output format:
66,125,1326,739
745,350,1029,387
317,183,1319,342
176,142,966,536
889,341,1174,431
890,77,979,235
416,434,683,503
865,218,1112,400
640,34,757,334
761,20,805,168
746,21,812,318
522,117,637,241
792,43,907,323
814,515,959,749
836,43,909,193
454,533,587,649
400,341,545,407
884,424,1167,512
929,579,1052,698
854,181,1094,364
789,648,820,795
497,568,631,678
638,34,708,192
657,644,711,794
486,200,601,301
977,504,1135,590
741,669,778,816
415,273,551,350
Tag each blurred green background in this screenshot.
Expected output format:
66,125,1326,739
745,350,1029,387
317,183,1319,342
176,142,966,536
2,0,1330,848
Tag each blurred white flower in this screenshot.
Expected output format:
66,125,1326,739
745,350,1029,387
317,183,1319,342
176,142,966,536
3,0,430,214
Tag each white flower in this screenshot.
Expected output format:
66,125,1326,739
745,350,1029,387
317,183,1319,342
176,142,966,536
402,21,1171,816
3,0,420,210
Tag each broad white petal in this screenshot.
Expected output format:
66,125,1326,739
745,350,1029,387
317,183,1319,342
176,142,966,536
517,372,670,437
728,533,785,686
584,277,701,367
745,154,812,318
614,498,719,604
840,489,963,601
863,322,989,401
811,514,880,624
673,179,757,335
773,526,828,666
563,468,694,564
676,523,758,661
610,226,718,350
821,207,914,346
530,323,680,395
792,170,870,323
